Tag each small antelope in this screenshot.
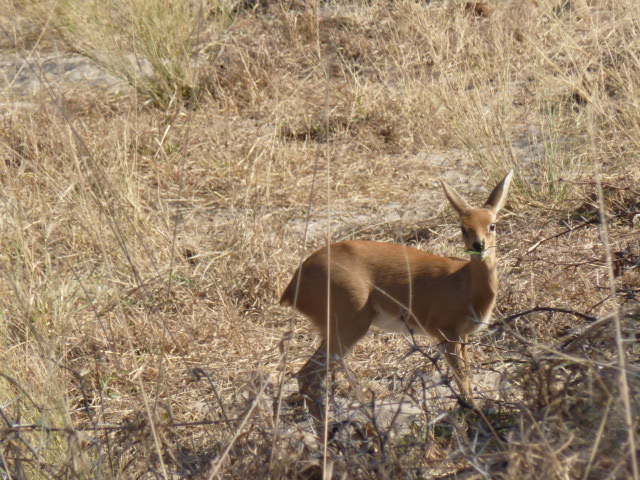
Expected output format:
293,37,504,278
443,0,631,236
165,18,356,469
280,171,513,419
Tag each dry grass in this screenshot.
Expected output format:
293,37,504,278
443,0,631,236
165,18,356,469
0,0,639,478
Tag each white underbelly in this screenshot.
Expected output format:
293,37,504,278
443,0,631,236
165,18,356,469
370,304,492,337
466,311,492,335
371,306,413,334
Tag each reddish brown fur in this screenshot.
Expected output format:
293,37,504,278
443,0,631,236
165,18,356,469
280,171,513,419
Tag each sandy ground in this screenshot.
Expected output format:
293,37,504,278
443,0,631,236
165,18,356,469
1,52,126,107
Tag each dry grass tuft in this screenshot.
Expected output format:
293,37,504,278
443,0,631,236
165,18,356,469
0,0,638,478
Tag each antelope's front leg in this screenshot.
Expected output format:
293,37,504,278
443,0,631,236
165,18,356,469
443,338,474,407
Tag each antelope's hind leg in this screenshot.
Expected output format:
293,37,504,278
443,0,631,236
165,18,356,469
297,340,330,421
297,307,373,422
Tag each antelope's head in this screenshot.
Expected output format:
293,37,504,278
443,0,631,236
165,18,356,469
441,170,513,260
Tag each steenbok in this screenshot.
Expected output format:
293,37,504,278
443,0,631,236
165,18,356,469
280,170,513,419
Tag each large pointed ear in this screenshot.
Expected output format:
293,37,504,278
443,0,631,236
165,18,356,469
484,169,513,213
441,181,472,215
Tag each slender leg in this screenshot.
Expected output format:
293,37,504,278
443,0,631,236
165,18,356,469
298,308,373,422
458,338,473,398
443,336,474,406
298,340,330,421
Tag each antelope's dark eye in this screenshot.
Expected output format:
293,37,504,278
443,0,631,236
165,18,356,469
461,226,467,235
489,223,496,232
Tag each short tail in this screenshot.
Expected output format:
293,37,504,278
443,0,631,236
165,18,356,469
279,270,299,306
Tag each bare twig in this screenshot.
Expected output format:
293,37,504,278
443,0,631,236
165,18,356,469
559,178,640,198
525,218,597,255
490,306,598,330
595,176,638,480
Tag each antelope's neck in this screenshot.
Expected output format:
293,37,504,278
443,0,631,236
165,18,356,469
468,252,499,320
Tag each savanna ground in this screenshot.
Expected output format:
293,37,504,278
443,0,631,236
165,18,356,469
1,0,639,478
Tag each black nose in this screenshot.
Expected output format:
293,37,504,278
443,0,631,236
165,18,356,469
472,241,483,252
